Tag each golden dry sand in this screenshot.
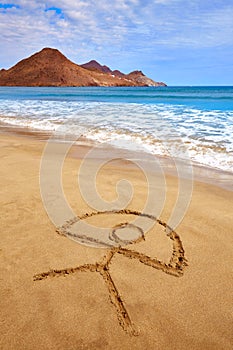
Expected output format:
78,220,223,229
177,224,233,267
0,132,233,349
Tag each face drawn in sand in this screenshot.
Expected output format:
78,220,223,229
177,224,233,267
33,209,188,336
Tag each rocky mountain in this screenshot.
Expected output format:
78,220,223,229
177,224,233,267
80,60,112,74
0,48,167,87
81,61,167,87
126,70,166,87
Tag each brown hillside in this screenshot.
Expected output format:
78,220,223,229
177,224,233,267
80,60,112,74
0,48,166,87
126,70,167,87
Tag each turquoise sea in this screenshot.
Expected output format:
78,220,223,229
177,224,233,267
0,86,233,173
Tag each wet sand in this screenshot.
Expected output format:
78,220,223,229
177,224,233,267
0,131,233,349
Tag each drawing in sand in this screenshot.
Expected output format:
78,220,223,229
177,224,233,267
34,209,188,336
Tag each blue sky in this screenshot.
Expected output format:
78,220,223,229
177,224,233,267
0,0,232,85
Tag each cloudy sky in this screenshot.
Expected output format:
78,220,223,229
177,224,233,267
0,0,232,85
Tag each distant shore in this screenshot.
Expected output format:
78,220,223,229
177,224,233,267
0,47,167,87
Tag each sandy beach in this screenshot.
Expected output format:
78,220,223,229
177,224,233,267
1,130,233,350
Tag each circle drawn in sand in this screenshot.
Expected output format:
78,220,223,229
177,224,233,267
110,222,145,245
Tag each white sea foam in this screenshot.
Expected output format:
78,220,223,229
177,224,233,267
0,99,233,173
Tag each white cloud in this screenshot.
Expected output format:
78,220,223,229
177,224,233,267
0,0,232,69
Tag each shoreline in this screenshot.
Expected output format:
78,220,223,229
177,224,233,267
1,123,233,192
1,129,233,349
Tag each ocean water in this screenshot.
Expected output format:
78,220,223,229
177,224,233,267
0,86,233,173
